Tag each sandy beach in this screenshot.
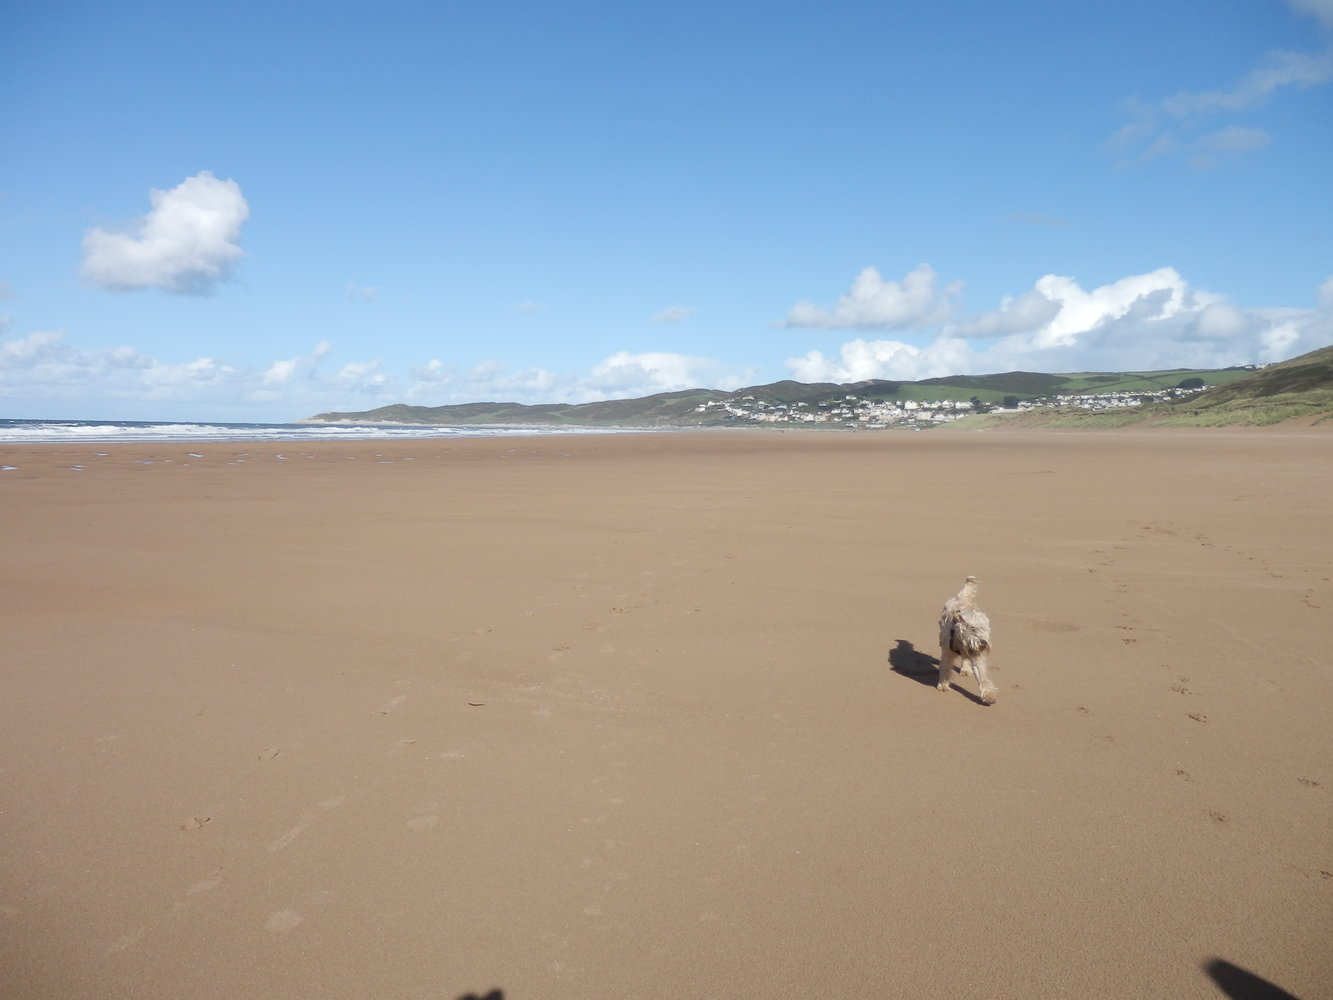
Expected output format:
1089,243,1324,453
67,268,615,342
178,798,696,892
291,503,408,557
1,427,1329,999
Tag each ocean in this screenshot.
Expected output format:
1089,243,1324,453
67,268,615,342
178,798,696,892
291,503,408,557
0,418,633,445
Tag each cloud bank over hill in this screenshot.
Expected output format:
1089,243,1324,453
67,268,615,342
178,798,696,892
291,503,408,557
785,267,1332,384
4,265,1328,420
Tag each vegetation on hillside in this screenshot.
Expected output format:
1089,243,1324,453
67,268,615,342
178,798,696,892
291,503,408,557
304,347,1333,429
953,345,1333,429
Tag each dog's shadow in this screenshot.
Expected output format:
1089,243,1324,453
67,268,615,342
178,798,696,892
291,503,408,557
887,639,990,705
888,639,939,685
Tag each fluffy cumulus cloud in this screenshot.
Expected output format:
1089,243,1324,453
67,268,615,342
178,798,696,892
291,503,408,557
786,268,1333,383
787,337,973,384
956,267,1208,349
579,351,753,399
783,264,961,331
81,171,250,294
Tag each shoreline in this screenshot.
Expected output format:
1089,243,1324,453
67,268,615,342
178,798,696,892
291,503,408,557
2,415,1328,456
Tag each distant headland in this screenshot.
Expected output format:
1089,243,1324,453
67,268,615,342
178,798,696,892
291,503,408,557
304,345,1333,429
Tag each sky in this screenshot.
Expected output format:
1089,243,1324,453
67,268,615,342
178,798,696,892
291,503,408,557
1,0,1331,422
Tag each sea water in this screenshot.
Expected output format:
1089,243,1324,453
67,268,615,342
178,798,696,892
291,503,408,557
0,418,633,445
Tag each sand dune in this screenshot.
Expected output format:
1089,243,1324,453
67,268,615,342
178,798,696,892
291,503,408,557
1,428,1329,999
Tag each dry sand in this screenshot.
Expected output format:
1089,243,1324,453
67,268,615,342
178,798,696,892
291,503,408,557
0,428,1329,999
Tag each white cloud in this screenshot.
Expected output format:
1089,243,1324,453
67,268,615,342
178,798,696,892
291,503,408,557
1108,13,1333,168
1158,50,1333,119
580,351,752,399
514,301,546,314
1287,0,1333,28
783,264,961,330
650,305,696,323
408,358,453,383
263,341,332,383
6,270,1328,422
335,360,389,391
0,330,249,402
0,331,395,419
1,329,67,366
346,283,381,302
399,352,756,406
1187,302,1251,340
787,337,973,384
1188,125,1272,169
81,171,250,294
952,289,1062,339
785,270,1333,382
466,360,560,398
977,267,1208,350
1319,275,1333,310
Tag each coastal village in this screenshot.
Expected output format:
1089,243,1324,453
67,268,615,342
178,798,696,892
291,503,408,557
693,383,1212,429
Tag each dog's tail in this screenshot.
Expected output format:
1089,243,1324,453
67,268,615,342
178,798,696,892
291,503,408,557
948,608,991,657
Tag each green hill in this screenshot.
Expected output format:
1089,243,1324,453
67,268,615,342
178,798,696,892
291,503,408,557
1147,344,1333,426
954,345,1333,429
303,352,1330,428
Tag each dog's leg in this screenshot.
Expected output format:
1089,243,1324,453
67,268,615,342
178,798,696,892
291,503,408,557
971,652,998,704
937,648,954,693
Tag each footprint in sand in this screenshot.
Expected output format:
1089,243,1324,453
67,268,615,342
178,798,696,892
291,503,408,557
268,815,312,853
407,802,440,831
185,872,223,896
265,909,304,934
372,694,407,717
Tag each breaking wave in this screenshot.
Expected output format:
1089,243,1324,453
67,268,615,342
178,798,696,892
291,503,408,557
0,419,636,444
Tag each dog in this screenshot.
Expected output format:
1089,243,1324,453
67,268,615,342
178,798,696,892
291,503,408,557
938,576,997,704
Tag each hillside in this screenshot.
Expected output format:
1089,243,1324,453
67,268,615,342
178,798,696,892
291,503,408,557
1147,343,1333,425
303,363,1259,427
954,345,1333,429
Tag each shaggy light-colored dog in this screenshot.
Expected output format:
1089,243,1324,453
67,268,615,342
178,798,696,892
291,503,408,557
938,576,997,704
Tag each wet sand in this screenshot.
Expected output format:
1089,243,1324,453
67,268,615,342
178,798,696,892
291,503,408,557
1,428,1329,999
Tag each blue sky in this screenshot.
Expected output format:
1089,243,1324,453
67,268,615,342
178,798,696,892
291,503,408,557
2,0,1331,421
